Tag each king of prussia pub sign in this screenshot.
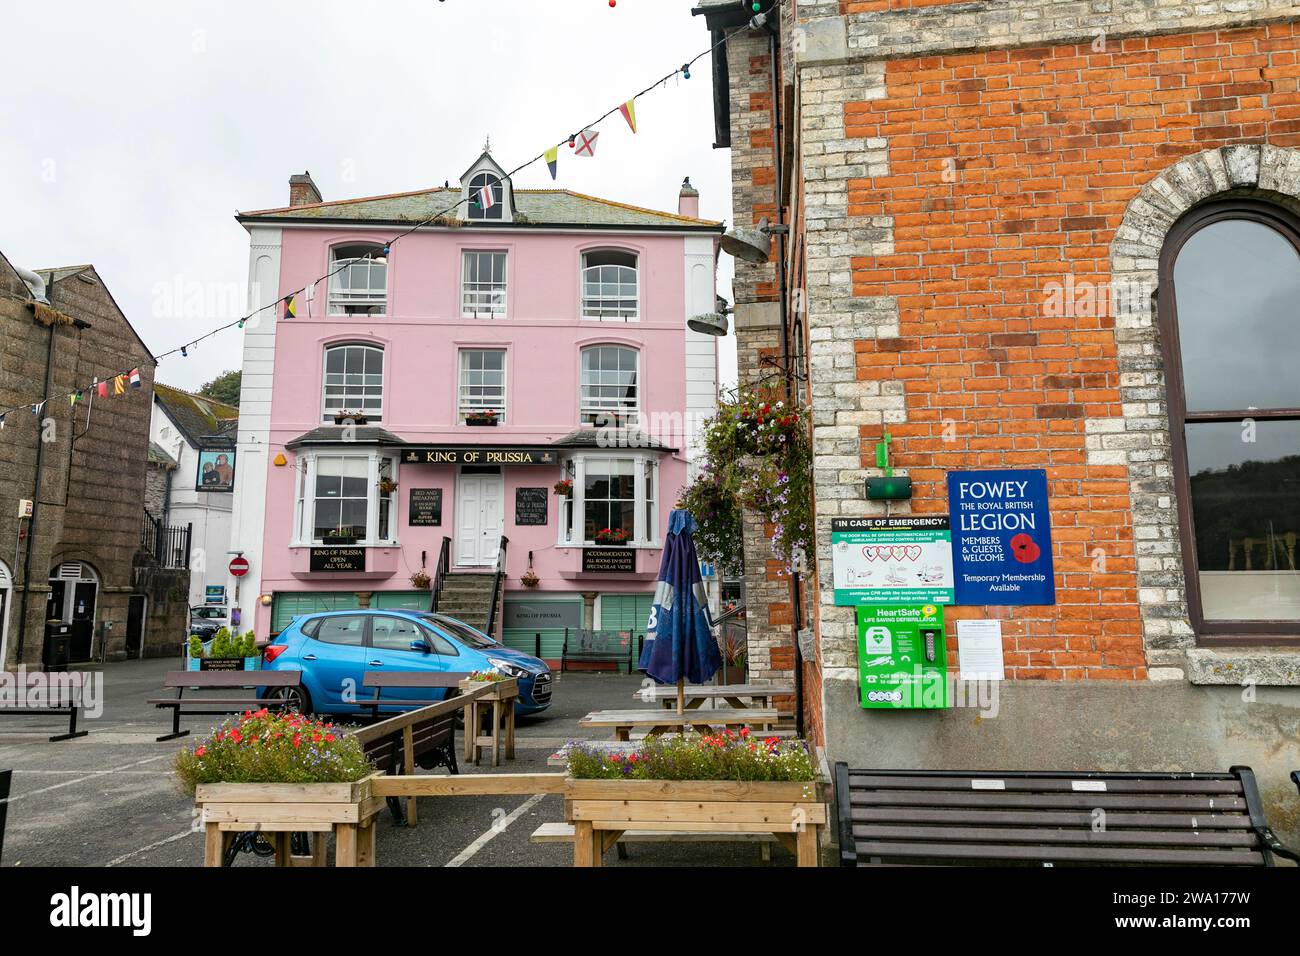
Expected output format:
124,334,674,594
401,447,558,466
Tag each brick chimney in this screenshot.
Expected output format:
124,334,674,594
289,171,322,207
678,177,700,218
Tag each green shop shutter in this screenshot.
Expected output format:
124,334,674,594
374,591,431,612
599,593,655,640
502,596,584,659
270,592,360,633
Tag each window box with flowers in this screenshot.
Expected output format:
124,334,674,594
177,709,381,866
593,527,632,546
560,732,826,866
464,410,499,427
332,411,369,426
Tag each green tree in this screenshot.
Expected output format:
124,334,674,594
199,370,241,406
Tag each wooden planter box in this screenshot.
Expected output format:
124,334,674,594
194,773,382,867
564,778,826,867
458,677,519,701
459,678,520,768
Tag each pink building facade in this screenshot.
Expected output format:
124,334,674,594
228,154,721,659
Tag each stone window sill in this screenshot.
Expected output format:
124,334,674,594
1183,649,1300,686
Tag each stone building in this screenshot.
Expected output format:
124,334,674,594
0,252,187,666
697,0,1300,828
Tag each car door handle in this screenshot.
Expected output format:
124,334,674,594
369,660,384,666
302,654,318,661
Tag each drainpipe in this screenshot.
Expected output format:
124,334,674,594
14,273,58,666
761,14,807,739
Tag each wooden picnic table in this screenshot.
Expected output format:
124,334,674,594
634,683,795,710
579,708,778,741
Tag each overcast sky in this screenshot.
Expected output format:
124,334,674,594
0,0,736,395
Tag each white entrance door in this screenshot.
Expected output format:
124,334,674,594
455,470,504,567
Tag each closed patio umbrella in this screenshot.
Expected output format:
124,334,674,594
639,509,721,715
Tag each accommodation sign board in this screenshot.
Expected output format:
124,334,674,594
947,469,1056,606
408,489,443,527
831,516,954,606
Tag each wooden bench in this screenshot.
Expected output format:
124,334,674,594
561,628,634,674
530,821,778,862
147,671,302,742
634,683,795,711
834,764,1300,867
0,671,89,741
358,670,470,718
579,708,778,741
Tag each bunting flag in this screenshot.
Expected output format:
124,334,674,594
476,183,496,211
573,129,599,157
113,375,125,395
0,413,6,430
32,401,44,416
545,146,559,180
619,99,637,133
97,380,108,399
129,368,142,389
283,295,297,320
69,391,81,407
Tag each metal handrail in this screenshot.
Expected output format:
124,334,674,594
429,536,451,613
485,535,509,637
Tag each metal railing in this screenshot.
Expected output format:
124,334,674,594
485,535,509,638
429,536,451,613
141,510,192,570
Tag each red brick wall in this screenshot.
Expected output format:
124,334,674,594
840,23,1300,679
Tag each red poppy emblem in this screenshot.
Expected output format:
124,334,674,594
1010,533,1041,564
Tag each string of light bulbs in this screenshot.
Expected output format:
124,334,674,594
0,0,782,424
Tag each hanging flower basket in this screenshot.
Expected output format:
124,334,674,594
553,478,574,497
377,478,398,495
520,569,540,588
410,569,431,590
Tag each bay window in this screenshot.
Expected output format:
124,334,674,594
293,452,399,546
559,454,661,547
1159,199,1300,640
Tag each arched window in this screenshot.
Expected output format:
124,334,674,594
467,173,504,221
328,243,387,315
582,250,639,320
322,343,384,422
1159,200,1300,639
580,345,639,426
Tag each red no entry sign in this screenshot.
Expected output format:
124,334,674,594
228,556,250,577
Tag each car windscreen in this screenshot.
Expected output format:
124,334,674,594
420,614,499,650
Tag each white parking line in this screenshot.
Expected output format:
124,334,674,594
106,829,194,867
0,755,171,802
444,793,546,868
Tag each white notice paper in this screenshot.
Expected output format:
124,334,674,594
957,619,1005,681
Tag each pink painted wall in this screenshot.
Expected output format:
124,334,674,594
253,225,711,635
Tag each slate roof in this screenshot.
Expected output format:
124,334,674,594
285,425,409,449
239,187,722,231
153,383,239,448
551,428,675,453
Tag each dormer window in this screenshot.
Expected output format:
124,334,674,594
467,173,505,221
328,243,387,316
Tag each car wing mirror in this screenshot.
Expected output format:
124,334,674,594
409,640,431,653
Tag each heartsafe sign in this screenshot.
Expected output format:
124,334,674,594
947,469,1056,606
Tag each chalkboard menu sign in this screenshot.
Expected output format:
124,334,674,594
408,488,443,527
582,548,636,574
310,548,366,573
515,487,548,526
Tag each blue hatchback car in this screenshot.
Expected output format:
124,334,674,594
258,610,552,717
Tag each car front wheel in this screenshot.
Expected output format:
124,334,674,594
267,682,312,716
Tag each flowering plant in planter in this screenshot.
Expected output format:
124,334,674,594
332,411,368,425
464,669,510,683
173,709,372,796
553,478,574,497
377,477,398,495
593,527,631,545
410,569,431,590
565,731,816,782
465,409,498,426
